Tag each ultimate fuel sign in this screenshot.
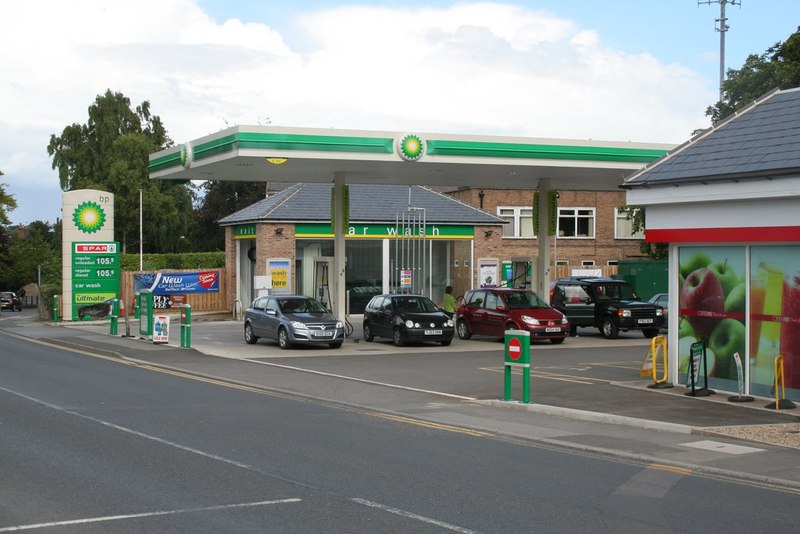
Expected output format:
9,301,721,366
72,242,120,319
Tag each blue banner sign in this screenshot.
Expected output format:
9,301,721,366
135,271,220,294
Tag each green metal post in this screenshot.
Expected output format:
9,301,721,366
109,298,119,336
53,295,59,323
134,293,140,319
504,330,532,404
180,304,192,349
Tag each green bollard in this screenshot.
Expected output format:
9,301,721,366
53,295,59,323
134,293,140,319
109,298,119,336
180,304,192,349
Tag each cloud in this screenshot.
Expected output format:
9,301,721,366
1,0,714,224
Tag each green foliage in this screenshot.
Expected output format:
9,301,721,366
190,181,269,251
37,284,62,322
0,222,60,290
0,182,17,225
120,251,225,271
47,89,193,254
707,27,800,123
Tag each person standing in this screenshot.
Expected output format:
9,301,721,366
441,285,457,319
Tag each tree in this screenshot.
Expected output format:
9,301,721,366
47,90,190,253
190,181,271,251
0,182,19,286
707,27,800,124
626,27,800,260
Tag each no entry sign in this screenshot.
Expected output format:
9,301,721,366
508,337,522,360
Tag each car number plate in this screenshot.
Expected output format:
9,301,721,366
638,318,653,324
313,331,334,337
545,327,562,333
424,329,442,335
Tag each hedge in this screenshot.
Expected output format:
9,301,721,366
120,252,226,271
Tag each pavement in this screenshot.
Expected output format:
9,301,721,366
3,309,800,491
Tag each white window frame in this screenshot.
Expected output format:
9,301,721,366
614,207,644,239
607,260,619,266
581,260,596,267
496,206,536,239
557,207,595,239
555,259,569,266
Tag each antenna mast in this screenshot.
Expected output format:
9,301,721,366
699,0,741,102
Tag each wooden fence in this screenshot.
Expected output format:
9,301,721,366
119,269,229,314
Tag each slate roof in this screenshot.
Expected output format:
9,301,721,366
624,87,800,187
218,183,505,226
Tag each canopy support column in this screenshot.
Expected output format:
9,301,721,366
333,172,347,321
537,178,552,301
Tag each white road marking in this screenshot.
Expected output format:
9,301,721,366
0,385,254,469
679,440,766,455
351,498,479,533
0,499,302,532
240,358,477,400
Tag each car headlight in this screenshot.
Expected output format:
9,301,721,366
521,315,540,325
405,319,415,328
291,321,306,328
336,321,344,328
656,308,664,316
560,314,568,324
618,309,631,318
446,319,454,327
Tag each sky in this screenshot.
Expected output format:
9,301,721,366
2,0,799,225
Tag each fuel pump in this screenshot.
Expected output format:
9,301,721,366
313,257,334,311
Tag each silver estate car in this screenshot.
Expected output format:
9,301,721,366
244,295,345,349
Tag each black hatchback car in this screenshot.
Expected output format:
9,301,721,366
363,294,454,346
244,295,345,349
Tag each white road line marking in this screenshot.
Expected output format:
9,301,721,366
0,499,301,532
240,358,477,400
351,498,479,534
0,385,253,470
679,440,766,455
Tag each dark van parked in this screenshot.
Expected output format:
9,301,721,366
363,294,454,346
456,288,569,344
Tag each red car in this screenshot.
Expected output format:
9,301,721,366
456,288,569,344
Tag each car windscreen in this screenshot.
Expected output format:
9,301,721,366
279,298,328,313
597,284,639,301
394,297,438,313
505,291,548,309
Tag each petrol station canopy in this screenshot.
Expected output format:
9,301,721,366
149,125,673,191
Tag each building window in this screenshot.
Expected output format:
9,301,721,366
615,208,644,239
497,207,535,238
581,260,595,267
558,208,594,238
607,260,618,266
555,259,569,266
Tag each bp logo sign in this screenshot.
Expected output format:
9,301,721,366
396,134,425,161
72,201,107,234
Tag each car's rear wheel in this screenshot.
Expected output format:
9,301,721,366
363,323,374,342
278,327,293,349
642,328,660,339
392,328,404,347
329,341,343,349
456,320,471,340
244,323,258,344
600,318,619,339
550,337,565,344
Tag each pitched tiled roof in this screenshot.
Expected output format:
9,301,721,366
625,88,800,187
218,183,505,225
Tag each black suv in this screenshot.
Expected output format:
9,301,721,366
550,277,664,339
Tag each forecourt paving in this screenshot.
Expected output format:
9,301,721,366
3,312,800,490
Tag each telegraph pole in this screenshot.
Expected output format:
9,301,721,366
699,0,741,102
